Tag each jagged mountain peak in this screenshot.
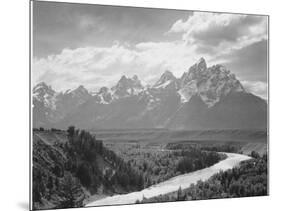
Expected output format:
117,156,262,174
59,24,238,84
96,86,112,104
178,59,245,107
33,82,54,93
65,85,89,95
33,82,57,111
163,70,175,76
184,58,207,80
115,75,142,87
98,86,109,94
188,57,207,75
161,70,176,80
73,85,89,94
153,70,178,89
34,81,48,88
180,59,207,87
132,74,139,81
77,84,86,90
196,57,207,68
111,75,144,98
32,58,267,130
119,75,128,82
33,82,56,99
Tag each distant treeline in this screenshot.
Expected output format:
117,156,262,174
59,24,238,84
139,153,267,203
166,142,243,153
33,127,63,132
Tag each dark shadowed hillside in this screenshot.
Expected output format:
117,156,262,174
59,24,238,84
32,128,143,210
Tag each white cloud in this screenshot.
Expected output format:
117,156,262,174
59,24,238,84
33,41,211,92
242,80,268,100
169,12,267,56
33,43,139,91
33,12,268,93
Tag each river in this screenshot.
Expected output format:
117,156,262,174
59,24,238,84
86,152,251,207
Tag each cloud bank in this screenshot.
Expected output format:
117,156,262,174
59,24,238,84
33,10,268,99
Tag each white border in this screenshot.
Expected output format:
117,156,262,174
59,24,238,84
1,1,280,211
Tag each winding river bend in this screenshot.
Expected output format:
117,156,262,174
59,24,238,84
86,152,251,207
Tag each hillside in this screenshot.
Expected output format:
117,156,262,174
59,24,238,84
32,128,143,210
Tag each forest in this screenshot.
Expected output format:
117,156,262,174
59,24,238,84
166,141,243,153
33,126,143,209
32,127,226,209
105,142,225,187
139,153,268,203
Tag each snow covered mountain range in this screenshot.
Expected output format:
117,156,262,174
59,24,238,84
33,58,267,130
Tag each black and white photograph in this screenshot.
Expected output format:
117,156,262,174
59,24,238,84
31,1,268,210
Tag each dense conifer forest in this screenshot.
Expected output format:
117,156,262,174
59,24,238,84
139,154,268,203
33,127,143,209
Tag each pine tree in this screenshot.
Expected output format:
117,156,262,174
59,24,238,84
57,175,84,209
177,186,183,201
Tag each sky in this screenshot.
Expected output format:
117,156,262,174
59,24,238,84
32,1,268,99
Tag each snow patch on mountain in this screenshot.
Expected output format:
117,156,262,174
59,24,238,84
178,58,245,107
96,87,113,104
111,75,144,99
153,70,179,90
33,82,57,110
32,57,256,129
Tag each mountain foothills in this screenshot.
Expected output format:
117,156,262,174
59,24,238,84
33,58,267,130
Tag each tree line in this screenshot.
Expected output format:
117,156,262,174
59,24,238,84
140,152,267,203
33,126,144,209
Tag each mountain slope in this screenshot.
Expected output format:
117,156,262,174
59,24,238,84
33,58,267,130
168,92,267,130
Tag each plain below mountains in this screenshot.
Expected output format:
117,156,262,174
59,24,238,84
33,58,267,130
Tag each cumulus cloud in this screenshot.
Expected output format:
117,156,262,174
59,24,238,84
33,11,268,95
242,80,268,100
33,41,204,91
33,44,136,91
169,12,267,56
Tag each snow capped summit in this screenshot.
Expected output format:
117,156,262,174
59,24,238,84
65,85,90,100
196,57,207,69
32,57,266,130
114,75,142,89
159,70,176,81
33,82,57,109
178,60,245,107
33,82,54,95
33,58,246,110
65,85,88,95
180,57,207,87
111,75,144,98
99,86,110,94
153,70,179,90
96,86,113,104
33,83,92,125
